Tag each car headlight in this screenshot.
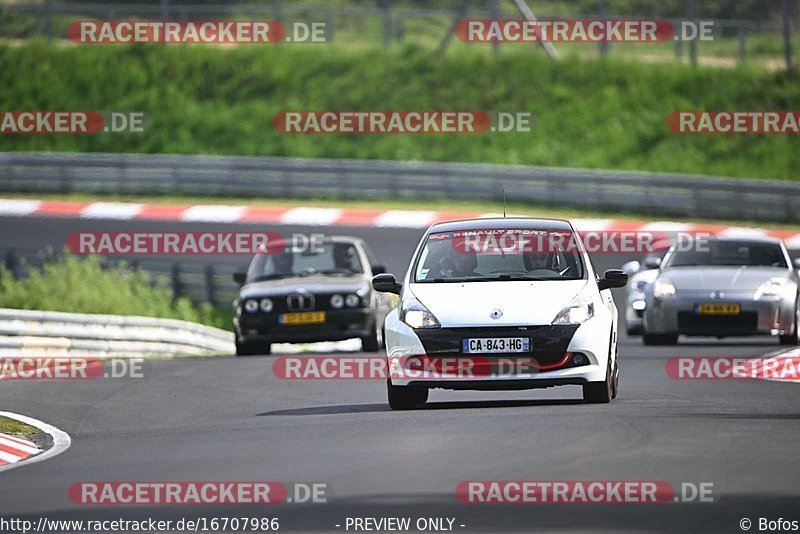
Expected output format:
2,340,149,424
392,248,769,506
755,278,789,299
260,298,273,312
330,294,344,308
552,295,594,325
653,278,677,298
244,299,259,313
345,294,360,308
401,299,440,329
632,299,647,311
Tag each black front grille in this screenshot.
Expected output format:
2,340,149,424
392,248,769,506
286,293,315,311
415,325,580,361
677,311,758,333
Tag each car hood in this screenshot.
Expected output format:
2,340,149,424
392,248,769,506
660,266,791,291
409,280,588,327
240,275,367,298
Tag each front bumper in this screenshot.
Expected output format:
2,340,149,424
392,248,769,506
644,293,794,337
384,311,612,388
235,308,373,343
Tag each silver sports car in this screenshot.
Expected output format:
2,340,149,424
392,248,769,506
642,236,800,346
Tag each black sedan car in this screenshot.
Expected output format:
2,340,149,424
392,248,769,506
232,236,393,355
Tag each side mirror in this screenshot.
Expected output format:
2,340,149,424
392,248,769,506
793,258,800,270
598,269,628,291
233,272,246,285
643,256,662,269
372,273,401,295
371,264,387,275
621,260,640,276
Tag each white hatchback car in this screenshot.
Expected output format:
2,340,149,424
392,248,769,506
372,218,628,410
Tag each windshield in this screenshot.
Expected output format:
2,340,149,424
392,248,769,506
664,240,788,269
413,229,585,283
246,242,363,281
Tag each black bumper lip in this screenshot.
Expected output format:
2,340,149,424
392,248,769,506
236,309,373,343
406,378,588,390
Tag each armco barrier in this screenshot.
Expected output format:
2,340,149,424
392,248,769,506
0,308,234,358
1,152,799,223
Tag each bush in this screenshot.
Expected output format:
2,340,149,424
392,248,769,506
0,254,230,330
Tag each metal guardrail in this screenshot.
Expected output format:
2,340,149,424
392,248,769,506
1,151,799,222
0,307,234,357
0,247,243,310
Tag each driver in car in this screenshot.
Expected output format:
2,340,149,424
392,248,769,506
271,250,295,275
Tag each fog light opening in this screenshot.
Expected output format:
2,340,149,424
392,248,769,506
571,352,590,366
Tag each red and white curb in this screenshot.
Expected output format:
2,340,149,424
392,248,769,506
1,198,799,247
0,411,71,473
0,432,41,466
743,347,800,383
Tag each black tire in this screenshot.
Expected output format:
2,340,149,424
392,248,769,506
235,340,271,356
779,302,799,345
387,380,428,410
643,333,679,346
611,352,620,400
584,338,614,404
361,322,383,352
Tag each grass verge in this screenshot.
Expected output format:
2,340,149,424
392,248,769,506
1,41,799,180
0,254,231,330
0,416,38,437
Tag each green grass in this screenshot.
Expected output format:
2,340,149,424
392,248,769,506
0,254,230,330
1,41,799,179
0,416,38,437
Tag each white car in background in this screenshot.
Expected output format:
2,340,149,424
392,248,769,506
621,240,671,335
372,218,628,410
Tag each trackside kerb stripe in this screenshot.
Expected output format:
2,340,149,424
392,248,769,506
0,433,42,465
1,199,799,243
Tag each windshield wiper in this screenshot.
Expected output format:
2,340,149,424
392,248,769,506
250,273,299,282
316,269,358,276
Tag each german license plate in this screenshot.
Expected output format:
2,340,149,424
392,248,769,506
279,311,326,325
695,303,741,315
462,337,530,354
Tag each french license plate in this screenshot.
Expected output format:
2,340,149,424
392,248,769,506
695,303,741,315
279,311,326,325
462,337,530,354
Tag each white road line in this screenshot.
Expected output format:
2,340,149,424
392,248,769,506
81,202,143,220
180,205,247,223
280,207,343,226
637,221,693,232
718,226,768,238
0,199,42,216
571,219,612,232
0,411,71,474
375,210,437,228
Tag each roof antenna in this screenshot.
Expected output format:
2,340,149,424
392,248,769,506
503,188,507,217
